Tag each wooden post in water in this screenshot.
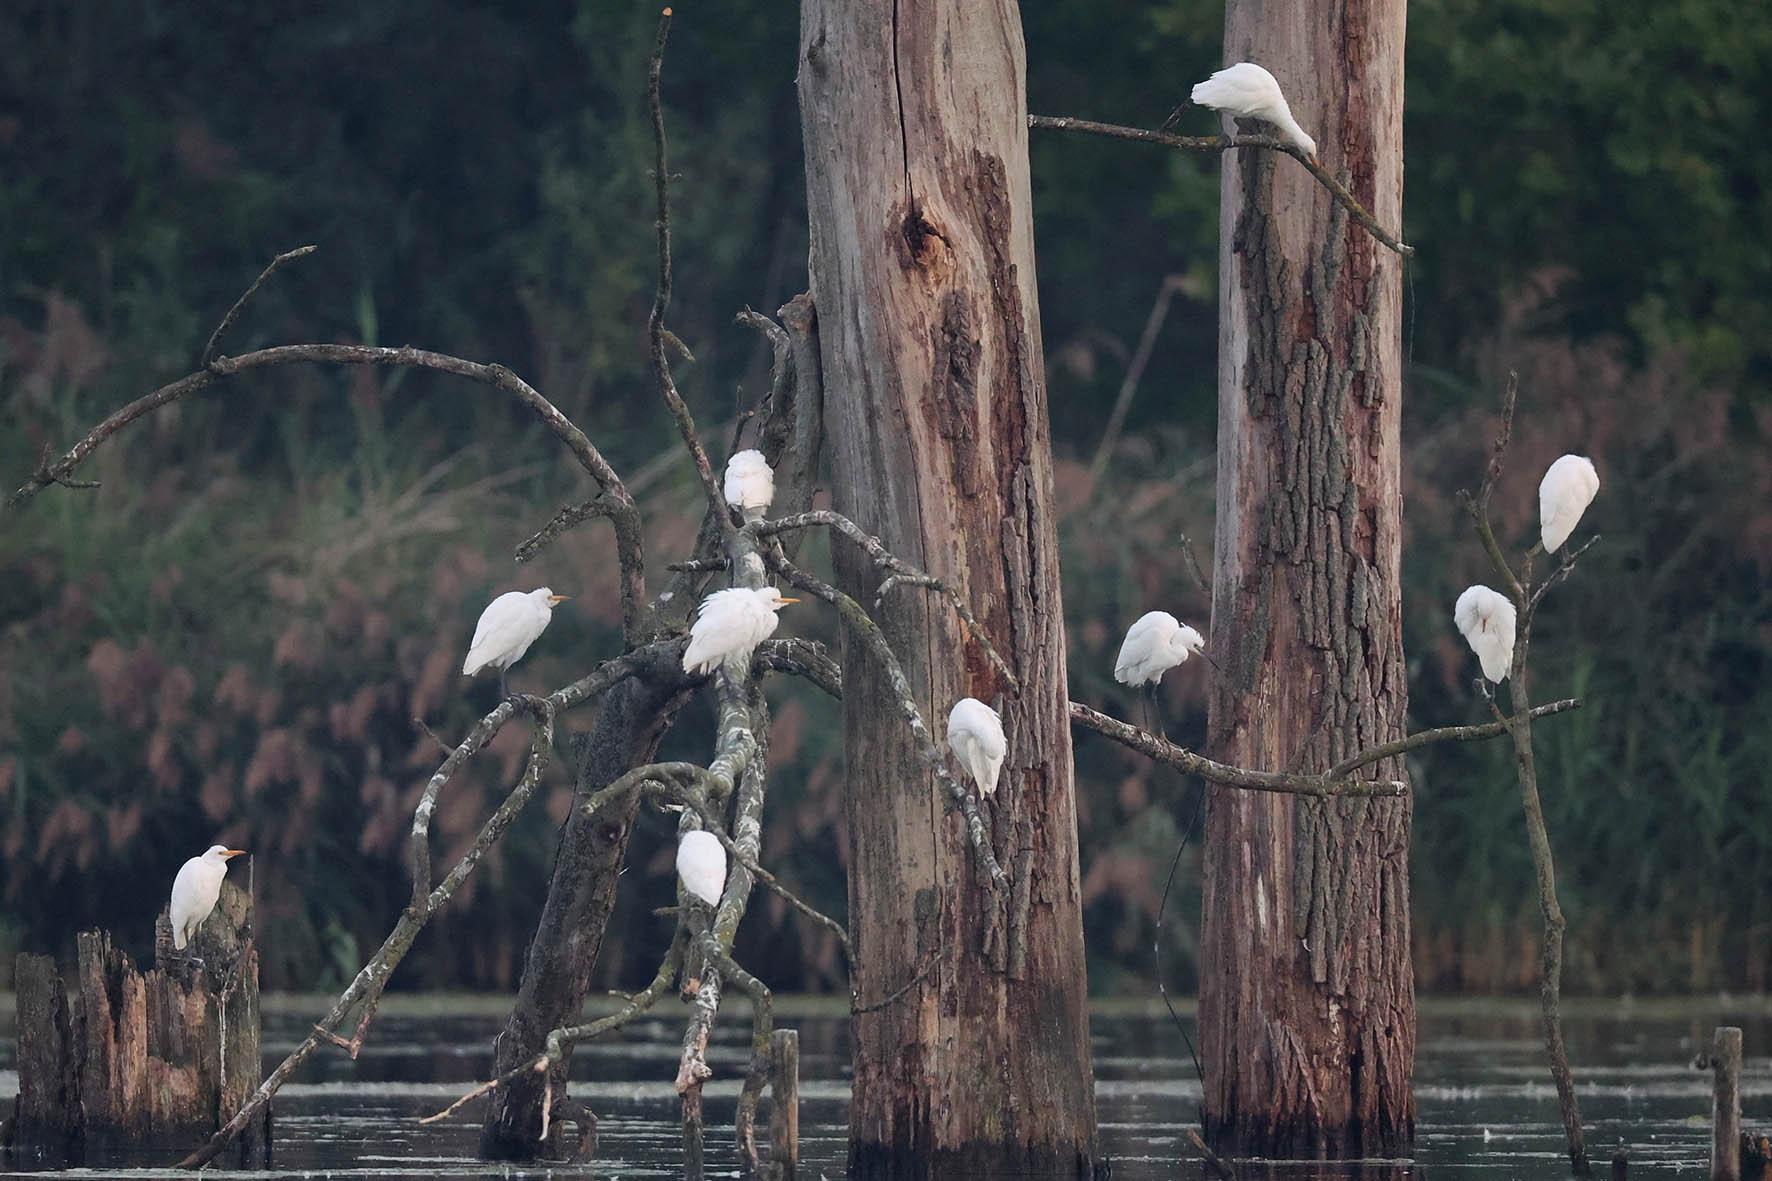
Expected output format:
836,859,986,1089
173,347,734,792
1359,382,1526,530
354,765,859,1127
3,874,265,1163
683,1089,705,1181
770,1028,799,1181
1712,1026,1743,1181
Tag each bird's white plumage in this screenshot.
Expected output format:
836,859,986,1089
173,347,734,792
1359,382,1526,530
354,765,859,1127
1538,454,1599,553
676,830,727,907
1190,62,1317,157
1113,611,1207,686
169,844,244,950
462,588,562,676
723,449,775,522
682,586,794,675
947,697,1007,797
1454,585,1517,683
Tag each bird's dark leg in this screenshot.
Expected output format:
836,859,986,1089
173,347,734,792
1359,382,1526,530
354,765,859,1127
1142,681,1169,746
498,666,510,702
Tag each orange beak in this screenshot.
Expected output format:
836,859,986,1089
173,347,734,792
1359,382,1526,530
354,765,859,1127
548,594,570,605
223,849,247,859
777,596,801,605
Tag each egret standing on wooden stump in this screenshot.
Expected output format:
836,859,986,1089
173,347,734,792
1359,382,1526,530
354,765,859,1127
947,697,1006,798
676,830,727,907
461,587,568,698
169,845,246,952
1539,454,1599,553
1454,585,1517,684
1189,62,1318,159
723,449,775,523
682,586,798,675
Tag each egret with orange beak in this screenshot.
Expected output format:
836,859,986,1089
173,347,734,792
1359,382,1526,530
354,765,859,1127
169,845,246,954
462,587,570,698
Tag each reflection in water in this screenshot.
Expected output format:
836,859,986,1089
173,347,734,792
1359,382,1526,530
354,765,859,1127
0,997,1763,1178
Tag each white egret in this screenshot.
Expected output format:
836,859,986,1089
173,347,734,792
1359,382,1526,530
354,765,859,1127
676,830,727,907
1539,455,1599,553
169,845,246,952
682,586,798,675
1454,585,1517,683
462,587,568,698
947,697,1007,798
1189,62,1317,158
723,449,775,523
1113,611,1208,687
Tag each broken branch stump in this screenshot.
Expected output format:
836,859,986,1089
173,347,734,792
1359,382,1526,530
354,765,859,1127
4,876,266,1164
769,1028,799,1181
1713,1027,1744,1181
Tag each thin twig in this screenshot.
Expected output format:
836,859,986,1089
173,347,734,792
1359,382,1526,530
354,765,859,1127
1088,275,1186,487
646,7,726,525
1177,531,1213,599
200,244,317,368
851,951,939,1015
1028,114,1412,256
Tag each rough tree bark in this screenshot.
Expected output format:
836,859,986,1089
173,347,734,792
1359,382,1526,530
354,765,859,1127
1199,0,1415,1159
798,2,1100,1176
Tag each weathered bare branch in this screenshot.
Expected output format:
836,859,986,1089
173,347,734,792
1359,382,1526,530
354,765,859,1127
1325,698,1582,778
1028,114,1413,256
1069,702,1407,797
766,552,1008,889
756,509,1020,694
6,338,650,646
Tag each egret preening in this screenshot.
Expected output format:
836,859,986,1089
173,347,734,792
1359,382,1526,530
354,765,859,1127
462,587,568,698
723,449,775,523
676,830,727,907
1113,611,1208,687
1539,454,1599,553
947,697,1006,798
1454,585,1517,684
1189,62,1317,159
682,586,798,675
169,845,246,953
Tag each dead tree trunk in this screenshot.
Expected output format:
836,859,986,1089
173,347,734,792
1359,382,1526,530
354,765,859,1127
798,2,1100,1175
1199,0,1415,1158
479,666,687,1158
5,880,265,1163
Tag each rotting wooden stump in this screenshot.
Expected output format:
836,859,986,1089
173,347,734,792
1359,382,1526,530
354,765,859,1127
1710,1026,1744,1181
769,1027,799,1181
3,876,266,1164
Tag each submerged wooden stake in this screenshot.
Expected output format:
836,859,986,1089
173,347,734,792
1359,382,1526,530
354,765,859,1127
683,1088,705,1181
1712,1026,1743,1181
3,876,265,1163
770,1028,799,1181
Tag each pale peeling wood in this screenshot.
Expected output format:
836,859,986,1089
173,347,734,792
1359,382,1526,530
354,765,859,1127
798,1,1099,1174
1199,0,1415,1160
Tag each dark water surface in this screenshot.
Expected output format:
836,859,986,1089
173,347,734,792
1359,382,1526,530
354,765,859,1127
2,994,1769,1179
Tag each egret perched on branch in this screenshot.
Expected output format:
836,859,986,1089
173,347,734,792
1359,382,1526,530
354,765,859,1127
1539,455,1599,553
1454,585,1517,684
682,586,798,675
676,830,727,907
947,697,1006,798
1189,62,1317,159
1114,611,1209,687
169,845,245,953
723,449,775,523
462,587,568,698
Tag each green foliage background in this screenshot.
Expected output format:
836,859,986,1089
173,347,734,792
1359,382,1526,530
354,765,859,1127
1,0,1767,994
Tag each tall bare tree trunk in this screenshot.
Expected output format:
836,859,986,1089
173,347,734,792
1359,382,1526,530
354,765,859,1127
798,2,1100,1175
1199,0,1414,1158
